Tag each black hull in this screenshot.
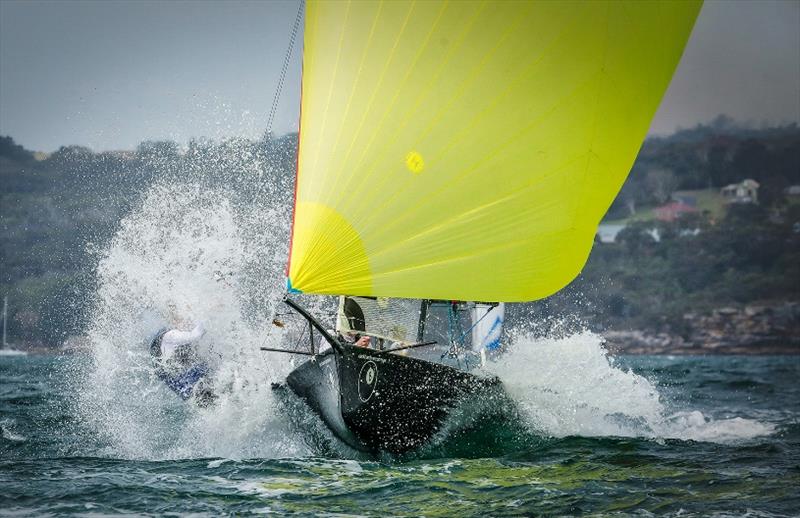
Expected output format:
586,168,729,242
286,344,502,455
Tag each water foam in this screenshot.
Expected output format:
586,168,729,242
488,331,775,444
72,152,773,460
75,180,316,460
1,418,26,442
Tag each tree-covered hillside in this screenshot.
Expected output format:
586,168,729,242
1,134,296,347
1,119,799,350
607,117,800,219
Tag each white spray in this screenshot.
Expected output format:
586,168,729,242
75,170,771,461
489,330,774,444
76,180,321,460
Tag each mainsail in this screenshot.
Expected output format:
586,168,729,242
288,0,701,302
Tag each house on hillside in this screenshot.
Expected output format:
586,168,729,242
721,179,759,204
654,201,698,222
596,223,626,243
672,194,697,207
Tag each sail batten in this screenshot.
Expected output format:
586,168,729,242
289,0,701,302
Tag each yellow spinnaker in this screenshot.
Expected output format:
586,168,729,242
288,0,701,302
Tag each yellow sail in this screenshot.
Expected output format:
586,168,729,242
288,0,701,302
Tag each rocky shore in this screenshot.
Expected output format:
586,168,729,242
7,302,800,356
604,301,800,355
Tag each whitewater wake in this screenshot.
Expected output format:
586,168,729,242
73,176,773,462
74,180,331,460
488,331,775,444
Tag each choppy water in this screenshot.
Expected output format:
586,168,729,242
2,181,798,515
2,353,798,516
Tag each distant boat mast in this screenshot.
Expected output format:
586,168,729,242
3,296,8,349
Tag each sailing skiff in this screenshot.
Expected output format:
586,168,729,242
265,0,701,454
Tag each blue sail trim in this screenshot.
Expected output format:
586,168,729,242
287,277,302,294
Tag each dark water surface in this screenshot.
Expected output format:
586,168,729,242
1,354,798,516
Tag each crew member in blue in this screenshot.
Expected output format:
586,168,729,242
149,321,216,405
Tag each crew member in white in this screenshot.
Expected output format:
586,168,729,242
159,323,206,360
150,317,215,405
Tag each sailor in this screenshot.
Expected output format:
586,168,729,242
338,297,372,348
354,335,372,348
341,333,372,348
149,319,216,406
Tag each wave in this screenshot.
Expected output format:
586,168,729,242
74,181,314,460
72,175,774,461
487,331,775,444
1,418,26,442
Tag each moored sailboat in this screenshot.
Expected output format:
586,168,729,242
1,296,27,357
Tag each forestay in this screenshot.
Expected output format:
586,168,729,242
288,0,701,301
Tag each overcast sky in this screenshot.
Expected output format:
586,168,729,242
1,0,798,152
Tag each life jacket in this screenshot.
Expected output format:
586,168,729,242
160,364,210,400
149,327,208,400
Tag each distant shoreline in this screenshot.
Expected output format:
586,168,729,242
5,346,798,358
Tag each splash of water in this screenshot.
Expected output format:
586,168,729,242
488,331,774,444
75,180,323,460
73,167,772,460
1,418,26,442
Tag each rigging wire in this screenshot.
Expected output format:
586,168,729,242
443,302,464,368
456,304,497,345
265,0,304,139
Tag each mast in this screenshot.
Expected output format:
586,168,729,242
2,296,8,349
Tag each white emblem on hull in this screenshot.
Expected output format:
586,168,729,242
358,361,379,402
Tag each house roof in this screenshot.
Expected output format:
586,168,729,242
723,179,760,191
654,201,699,221
656,201,698,213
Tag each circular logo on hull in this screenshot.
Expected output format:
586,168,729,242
358,361,379,402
